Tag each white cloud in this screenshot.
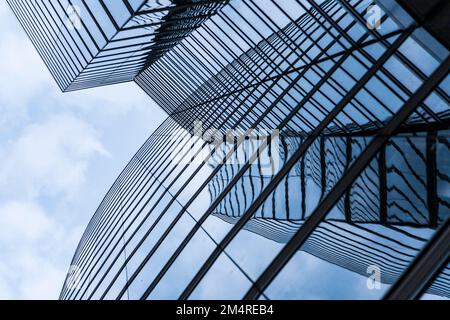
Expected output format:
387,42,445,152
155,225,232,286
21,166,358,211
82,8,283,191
0,112,110,299
66,83,153,117
0,5,54,132
0,202,52,243
0,114,109,199
0,201,81,299
0,0,165,300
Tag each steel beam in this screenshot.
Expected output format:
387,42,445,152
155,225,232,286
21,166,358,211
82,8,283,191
244,55,450,300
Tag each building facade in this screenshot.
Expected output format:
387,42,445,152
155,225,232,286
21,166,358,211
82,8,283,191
9,0,450,299
7,0,227,91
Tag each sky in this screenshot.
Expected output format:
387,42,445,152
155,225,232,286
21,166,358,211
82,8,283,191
0,1,166,299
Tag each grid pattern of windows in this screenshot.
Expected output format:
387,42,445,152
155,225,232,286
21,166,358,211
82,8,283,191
209,134,450,226
208,133,450,297
7,0,226,91
9,0,449,300
55,0,450,300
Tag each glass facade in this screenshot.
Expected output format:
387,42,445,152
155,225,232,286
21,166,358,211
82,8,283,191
7,0,226,91
9,0,450,300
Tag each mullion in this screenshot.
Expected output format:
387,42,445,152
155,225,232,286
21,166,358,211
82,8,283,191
69,126,193,298
322,1,444,126
64,119,181,297
65,120,178,278
6,0,69,89
104,13,348,298
145,27,400,300
297,0,398,130
100,48,312,299
178,27,413,300
77,45,272,298
246,51,450,301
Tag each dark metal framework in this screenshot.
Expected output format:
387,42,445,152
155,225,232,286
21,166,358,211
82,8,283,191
9,0,449,300
60,0,449,300
7,0,227,91
206,133,450,297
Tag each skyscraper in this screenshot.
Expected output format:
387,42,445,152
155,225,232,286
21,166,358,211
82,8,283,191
7,0,227,91
8,0,450,300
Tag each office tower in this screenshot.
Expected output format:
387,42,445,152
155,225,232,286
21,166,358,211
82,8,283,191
7,0,226,91
8,0,450,299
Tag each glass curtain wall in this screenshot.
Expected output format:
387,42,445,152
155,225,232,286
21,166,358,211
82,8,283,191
59,0,450,300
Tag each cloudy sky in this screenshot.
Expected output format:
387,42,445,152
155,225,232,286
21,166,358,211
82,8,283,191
0,1,166,299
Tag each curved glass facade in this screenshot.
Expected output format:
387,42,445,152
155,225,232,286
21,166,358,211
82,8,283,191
9,0,450,300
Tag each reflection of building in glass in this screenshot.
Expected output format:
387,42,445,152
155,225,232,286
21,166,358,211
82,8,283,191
9,0,450,300
210,133,450,297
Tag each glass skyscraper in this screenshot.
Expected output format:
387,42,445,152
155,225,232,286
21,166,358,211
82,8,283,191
7,0,226,91
8,0,450,300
